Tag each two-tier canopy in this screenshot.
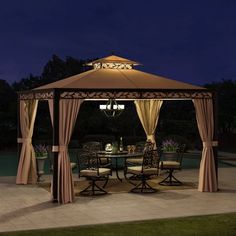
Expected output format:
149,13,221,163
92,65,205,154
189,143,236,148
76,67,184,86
20,55,211,100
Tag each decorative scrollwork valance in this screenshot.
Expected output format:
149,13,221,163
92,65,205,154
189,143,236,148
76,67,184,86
19,89,212,100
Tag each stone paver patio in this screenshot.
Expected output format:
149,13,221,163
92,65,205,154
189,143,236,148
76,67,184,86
0,167,236,232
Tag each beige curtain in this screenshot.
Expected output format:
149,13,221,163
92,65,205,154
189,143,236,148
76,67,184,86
193,99,218,192
48,99,54,198
134,100,163,148
48,99,53,126
16,100,38,184
57,99,83,204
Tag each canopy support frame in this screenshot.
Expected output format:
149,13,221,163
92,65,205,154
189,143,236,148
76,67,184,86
17,87,218,203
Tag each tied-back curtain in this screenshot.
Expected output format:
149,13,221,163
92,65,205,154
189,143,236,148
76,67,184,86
134,100,163,148
48,99,53,126
57,99,83,204
16,100,38,184
48,99,54,198
193,99,218,192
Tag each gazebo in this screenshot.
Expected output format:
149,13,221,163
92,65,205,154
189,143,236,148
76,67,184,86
17,55,218,204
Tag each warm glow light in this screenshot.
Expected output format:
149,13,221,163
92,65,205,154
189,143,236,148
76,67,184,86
99,99,125,118
116,104,125,109
94,62,132,69
99,105,107,110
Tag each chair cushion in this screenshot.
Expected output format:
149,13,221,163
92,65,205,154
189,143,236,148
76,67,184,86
127,166,158,175
98,168,111,176
80,168,110,177
126,158,143,164
160,161,180,169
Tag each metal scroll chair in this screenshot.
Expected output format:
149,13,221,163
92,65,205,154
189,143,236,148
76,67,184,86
159,144,186,186
124,141,154,181
82,141,111,168
126,145,159,193
78,151,112,196
82,141,102,152
125,141,146,166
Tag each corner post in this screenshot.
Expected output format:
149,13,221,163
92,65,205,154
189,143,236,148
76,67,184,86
212,92,218,186
52,89,60,202
17,95,22,161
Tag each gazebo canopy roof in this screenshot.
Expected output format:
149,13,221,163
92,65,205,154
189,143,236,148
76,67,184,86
87,55,140,66
34,55,205,91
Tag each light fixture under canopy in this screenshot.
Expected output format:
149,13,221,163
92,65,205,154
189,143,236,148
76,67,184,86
99,99,125,118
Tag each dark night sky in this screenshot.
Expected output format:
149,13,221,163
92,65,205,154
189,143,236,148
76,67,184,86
0,0,236,85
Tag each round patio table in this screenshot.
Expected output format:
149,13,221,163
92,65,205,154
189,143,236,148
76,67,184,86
97,151,143,182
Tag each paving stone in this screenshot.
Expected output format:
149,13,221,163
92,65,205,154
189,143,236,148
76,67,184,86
0,168,236,232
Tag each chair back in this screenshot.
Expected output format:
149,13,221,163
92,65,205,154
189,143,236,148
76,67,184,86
142,142,154,171
143,140,154,153
151,149,160,169
162,143,186,165
78,151,99,176
176,143,186,166
82,141,102,152
83,141,112,168
162,152,178,161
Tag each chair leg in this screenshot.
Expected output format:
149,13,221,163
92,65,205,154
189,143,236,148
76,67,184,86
124,168,143,186
80,179,108,196
130,175,157,193
124,172,140,186
159,169,182,186
102,176,109,188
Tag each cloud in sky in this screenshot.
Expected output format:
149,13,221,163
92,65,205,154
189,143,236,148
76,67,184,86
0,0,236,85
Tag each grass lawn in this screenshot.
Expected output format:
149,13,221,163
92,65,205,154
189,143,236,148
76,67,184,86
1,213,236,236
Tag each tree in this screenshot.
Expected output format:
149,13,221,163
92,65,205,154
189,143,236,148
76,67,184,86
205,79,236,134
41,55,67,83
12,74,41,91
0,79,17,149
12,55,93,91
41,55,91,84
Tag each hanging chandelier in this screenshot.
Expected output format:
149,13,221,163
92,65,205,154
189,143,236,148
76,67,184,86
99,99,125,118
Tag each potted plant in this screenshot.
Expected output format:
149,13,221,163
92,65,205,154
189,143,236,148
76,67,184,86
34,144,48,182
161,139,179,153
161,139,179,161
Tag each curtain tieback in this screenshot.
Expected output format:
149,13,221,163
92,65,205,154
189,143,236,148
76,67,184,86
203,141,218,148
147,135,154,142
17,138,31,144
52,145,68,152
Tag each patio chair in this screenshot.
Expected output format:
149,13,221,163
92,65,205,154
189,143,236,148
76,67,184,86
124,141,154,181
78,151,112,196
126,145,159,193
82,141,102,151
81,141,111,168
159,144,186,186
125,141,146,166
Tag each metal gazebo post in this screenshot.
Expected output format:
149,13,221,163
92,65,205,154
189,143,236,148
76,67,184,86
213,91,218,186
17,95,22,162
52,89,60,202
